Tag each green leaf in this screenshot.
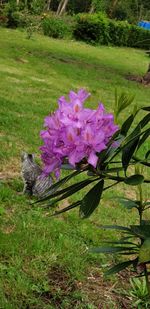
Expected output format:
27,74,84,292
121,114,134,136
102,240,138,246
97,130,121,164
61,164,74,170
131,225,150,239
108,128,149,164
122,124,141,173
36,177,98,204
118,252,138,255
137,128,150,150
105,260,135,276
101,225,133,234
52,201,81,216
124,174,144,186
138,113,150,129
91,246,136,254
80,180,104,218
145,150,150,160
46,178,99,207
116,197,138,209
141,106,150,112
36,170,82,203
115,90,135,119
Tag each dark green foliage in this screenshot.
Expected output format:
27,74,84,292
1,3,36,29
80,179,104,218
2,2,20,28
124,174,144,186
42,15,73,39
105,260,136,276
74,13,150,49
74,12,110,45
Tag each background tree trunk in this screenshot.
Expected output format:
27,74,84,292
59,0,69,16
47,0,52,11
56,0,64,15
89,4,95,13
109,0,119,18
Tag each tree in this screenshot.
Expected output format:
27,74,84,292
46,0,52,11
56,0,69,15
90,0,108,13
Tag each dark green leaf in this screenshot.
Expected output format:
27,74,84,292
124,174,144,186
120,236,135,241
37,177,98,204
137,128,150,150
46,178,99,207
118,251,138,255
91,246,136,254
131,225,150,239
36,170,82,203
141,106,150,112
145,150,150,159
138,113,150,129
97,130,122,164
105,260,135,276
80,180,104,218
102,240,138,246
116,197,138,209
122,124,140,173
121,114,134,136
132,155,150,167
61,164,74,170
115,91,135,118
101,225,133,234
52,201,81,216
108,128,148,164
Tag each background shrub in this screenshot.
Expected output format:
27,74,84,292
3,2,20,28
42,15,73,39
109,20,130,46
74,13,150,49
128,25,150,49
74,13,110,45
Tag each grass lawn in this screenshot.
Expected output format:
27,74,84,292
0,27,150,308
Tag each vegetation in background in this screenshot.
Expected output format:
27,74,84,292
1,0,150,21
74,13,150,49
1,1,150,49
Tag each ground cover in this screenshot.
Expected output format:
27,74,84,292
0,27,150,308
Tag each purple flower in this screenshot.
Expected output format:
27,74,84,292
40,89,119,178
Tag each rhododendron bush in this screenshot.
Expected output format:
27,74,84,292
38,89,150,296
40,89,118,178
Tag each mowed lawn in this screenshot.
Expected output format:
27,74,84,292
0,28,150,308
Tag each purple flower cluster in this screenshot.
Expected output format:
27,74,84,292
40,89,118,178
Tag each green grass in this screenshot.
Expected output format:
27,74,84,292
0,27,150,308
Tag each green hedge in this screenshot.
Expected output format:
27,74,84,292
74,13,150,49
42,15,73,39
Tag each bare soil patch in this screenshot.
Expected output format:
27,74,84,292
126,64,150,86
35,265,133,308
